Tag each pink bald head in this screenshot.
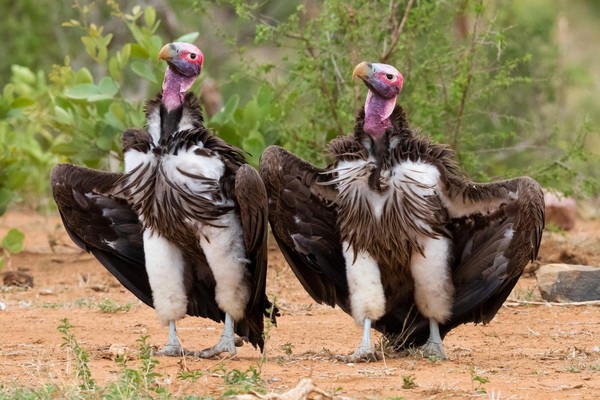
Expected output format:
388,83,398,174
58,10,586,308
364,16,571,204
353,62,404,138
158,42,204,111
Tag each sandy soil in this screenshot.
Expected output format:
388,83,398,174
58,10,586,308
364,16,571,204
0,210,599,399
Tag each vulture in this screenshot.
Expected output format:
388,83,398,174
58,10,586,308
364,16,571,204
52,42,275,358
260,61,544,361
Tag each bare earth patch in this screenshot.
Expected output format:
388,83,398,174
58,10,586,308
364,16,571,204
1,210,599,399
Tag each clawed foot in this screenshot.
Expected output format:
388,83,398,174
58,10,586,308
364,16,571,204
419,339,447,360
336,348,381,363
234,335,247,347
154,343,190,357
192,334,240,359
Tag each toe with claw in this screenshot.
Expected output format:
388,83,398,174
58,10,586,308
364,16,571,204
420,339,447,360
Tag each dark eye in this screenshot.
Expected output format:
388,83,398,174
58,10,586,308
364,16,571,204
386,74,394,80
190,53,197,60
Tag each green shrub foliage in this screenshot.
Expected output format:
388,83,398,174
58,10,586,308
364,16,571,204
0,0,597,214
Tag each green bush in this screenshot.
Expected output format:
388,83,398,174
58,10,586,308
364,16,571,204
0,3,197,212
0,0,597,213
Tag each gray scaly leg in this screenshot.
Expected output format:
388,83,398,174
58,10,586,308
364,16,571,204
194,313,238,358
338,318,380,362
155,320,187,356
420,319,447,359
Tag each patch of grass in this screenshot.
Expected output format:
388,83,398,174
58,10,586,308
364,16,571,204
0,383,59,399
280,342,294,356
39,302,65,309
470,367,490,394
511,286,538,302
426,354,443,363
565,364,582,373
0,318,218,399
58,318,96,391
177,369,203,383
73,298,95,308
215,365,266,396
104,336,165,398
545,222,566,234
531,369,548,375
401,374,416,389
258,294,279,366
97,298,133,313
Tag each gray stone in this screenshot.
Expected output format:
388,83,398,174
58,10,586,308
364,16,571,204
536,263,600,302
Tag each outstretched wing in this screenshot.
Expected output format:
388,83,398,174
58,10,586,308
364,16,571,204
383,176,545,347
448,177,544,324
51,163,152,307
233,164,273,349
259,146,350,312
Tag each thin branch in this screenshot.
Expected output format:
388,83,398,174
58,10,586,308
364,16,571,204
381,0,414,63
505,300,600,307
451,8,481,151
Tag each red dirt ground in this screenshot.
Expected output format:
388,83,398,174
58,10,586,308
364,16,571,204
1,210,599,399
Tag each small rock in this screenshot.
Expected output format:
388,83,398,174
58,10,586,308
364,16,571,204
0,301,6,311
2,270,34,288
90,284,108,292
544,191,577,230
108,343,128,358
536,263,600,302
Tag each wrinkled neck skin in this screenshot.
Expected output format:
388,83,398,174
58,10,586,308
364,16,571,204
363,90,397,139
161,66,197,112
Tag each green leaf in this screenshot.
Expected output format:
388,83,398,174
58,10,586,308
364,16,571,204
144,6,156,28
98,77,119,97
175,32,199,44
2,228,24,254
65,84,100,100
74,68,94,84
104,103,127,131
129,44,150,59
108,57,121,82
242,131,265,166
210,95,239,125
81,36,97,60
0,188,13,216
96,131,116,151
11,66,36,84
10,97,35,108
65,78,118,102
49,141,79,156
131,61,158,84
54,106,74,126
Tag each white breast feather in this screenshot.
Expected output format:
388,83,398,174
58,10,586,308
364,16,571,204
178,110,196,133
147,107,161,144
391,160,440,196
162,148,226,200
124,149,156,173
334,159,387,219
333,159,442,222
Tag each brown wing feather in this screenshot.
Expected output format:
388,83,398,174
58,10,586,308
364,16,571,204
51,163,230,329
234,164,275,349
260,146,350,311
51,163,152,307
382,176,545,347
